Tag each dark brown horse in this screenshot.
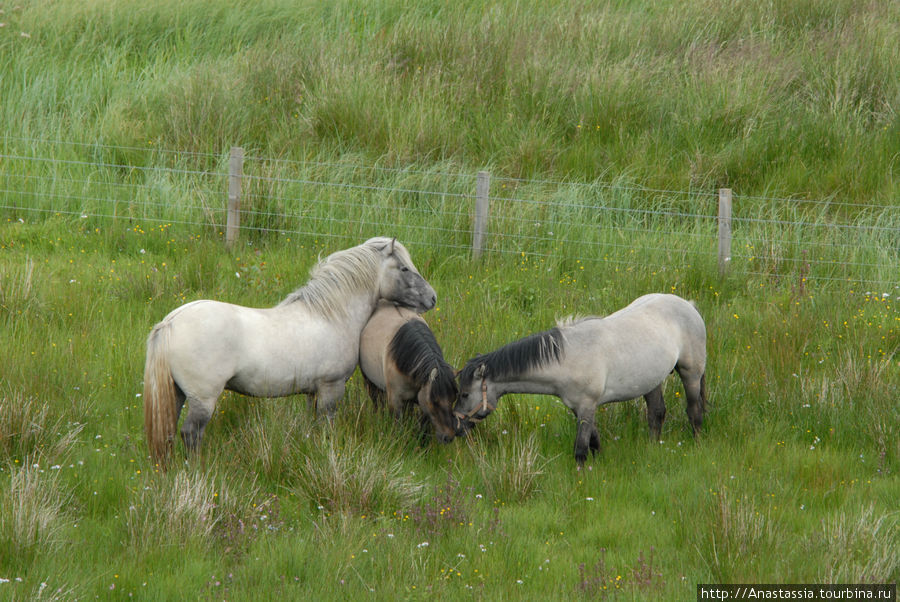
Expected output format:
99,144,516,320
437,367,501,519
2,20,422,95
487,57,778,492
359,301,457,443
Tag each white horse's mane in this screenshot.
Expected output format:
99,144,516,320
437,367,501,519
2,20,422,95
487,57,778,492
556,314,602,328
279,238,403,320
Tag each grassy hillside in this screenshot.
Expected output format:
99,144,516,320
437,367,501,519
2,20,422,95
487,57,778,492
2,0,898,202
1,0,898,599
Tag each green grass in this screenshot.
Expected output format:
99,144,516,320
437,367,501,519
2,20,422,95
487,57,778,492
1,218,897,598
2,0,898,202
1,0,899,598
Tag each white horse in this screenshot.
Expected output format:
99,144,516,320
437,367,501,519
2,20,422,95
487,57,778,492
454,293,707,467
143,237,436,464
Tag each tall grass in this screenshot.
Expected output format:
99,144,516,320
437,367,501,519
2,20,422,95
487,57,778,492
819,505,899,583
125,468,261,548
0,388,84,460
2,0,898,202
288,430,426,515
465,431,549,503
0,460,72,566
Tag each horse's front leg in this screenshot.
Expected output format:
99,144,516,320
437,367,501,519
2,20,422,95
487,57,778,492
383,365,409,422
385,385,405,421
362,374,385,408
644,385,666,441
314,381,346,419
573,405,598,468
589,423,601,455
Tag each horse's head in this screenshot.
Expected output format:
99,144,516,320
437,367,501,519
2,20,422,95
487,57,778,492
454,362,498,436
370,238,436,312
417,367,458,444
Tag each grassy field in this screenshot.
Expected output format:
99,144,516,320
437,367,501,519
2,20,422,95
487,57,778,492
1,218,897,599
1,0,898,599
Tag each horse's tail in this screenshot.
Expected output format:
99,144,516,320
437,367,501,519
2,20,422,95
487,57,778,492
143,322,178,467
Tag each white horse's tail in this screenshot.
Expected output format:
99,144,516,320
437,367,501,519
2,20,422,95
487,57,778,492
143,322,178,466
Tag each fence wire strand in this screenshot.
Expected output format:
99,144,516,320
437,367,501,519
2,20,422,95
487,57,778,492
2,138,898,289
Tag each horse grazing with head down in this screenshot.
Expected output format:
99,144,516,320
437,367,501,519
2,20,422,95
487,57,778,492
143,237,436,465
454,293,707,467
359,300,458,444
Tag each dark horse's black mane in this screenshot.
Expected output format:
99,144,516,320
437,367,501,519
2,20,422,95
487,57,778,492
459,327,565,387
389,320,458,399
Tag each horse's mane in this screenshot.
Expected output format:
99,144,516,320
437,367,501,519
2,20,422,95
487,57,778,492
389,320,458,399
279,238,397,320
556,314,600,327
459,327,565,387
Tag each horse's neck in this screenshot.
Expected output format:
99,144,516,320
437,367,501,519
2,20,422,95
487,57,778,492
491,371,559,398
340,292,380,331
281,289,377,332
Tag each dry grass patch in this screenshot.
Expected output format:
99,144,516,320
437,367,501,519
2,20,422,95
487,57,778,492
466,431,549,502
0,459,72,563
288,431,425,515
126,468,259,549
0,389,84,461
819,504,899,583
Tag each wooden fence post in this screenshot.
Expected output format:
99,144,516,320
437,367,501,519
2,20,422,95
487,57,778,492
225,146,244,249
473,170,490,258
718,188,732,277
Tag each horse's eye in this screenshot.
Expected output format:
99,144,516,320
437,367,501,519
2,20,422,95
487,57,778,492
460,393,469,399
400,266,409,273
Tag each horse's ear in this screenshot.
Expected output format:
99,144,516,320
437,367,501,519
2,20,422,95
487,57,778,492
372,238,393,254
474,364,486,380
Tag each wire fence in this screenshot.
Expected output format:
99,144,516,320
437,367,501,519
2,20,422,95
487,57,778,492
1,137,898,291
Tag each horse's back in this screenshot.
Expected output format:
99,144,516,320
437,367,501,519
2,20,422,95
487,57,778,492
158,298,356,397
612,293,706,367
559,294,705,401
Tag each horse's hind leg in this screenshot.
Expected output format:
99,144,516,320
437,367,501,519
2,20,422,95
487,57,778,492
181,395,217,454
644,385,666,441
174,383,187,423
677,368,706,437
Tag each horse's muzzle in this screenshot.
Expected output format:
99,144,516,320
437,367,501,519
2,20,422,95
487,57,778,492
400,292,436,313
454,414,476,436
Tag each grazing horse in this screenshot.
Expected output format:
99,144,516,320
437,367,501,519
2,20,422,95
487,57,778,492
455,293,707,467
358,301,457,444
143,237,436,465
